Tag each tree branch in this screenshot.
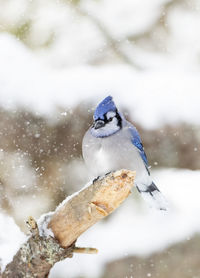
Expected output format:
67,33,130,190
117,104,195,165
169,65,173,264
1,169,135,278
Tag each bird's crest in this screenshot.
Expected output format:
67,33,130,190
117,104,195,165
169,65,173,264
94,96,116,120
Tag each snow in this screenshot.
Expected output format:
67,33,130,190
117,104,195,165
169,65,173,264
50,168,200,278
0,34,199,129
37,211,54,238
0,150,37,190
0,213,27,271
82,0,169,38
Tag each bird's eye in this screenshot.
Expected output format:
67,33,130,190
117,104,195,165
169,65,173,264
106,111,116,122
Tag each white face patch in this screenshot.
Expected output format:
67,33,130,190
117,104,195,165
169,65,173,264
106,111,116,120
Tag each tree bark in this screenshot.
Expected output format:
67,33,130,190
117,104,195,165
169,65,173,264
1,169,135,278
2,232,75,278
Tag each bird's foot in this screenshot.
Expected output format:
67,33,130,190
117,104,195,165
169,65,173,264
93,171,113,184
93,176,100,184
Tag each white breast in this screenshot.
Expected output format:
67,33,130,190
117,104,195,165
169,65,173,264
93,147,112,176
82,126,151,185
82,130,116,178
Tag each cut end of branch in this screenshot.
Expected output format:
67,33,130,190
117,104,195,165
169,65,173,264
73,247,98,254
48,169,135,247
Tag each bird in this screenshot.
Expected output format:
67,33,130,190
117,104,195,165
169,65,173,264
82,96,168,210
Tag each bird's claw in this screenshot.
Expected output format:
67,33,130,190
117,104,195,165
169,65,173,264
93,176,100,184
92,171,113,184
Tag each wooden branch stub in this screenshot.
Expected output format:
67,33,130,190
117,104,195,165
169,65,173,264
2,169,135,278
48,169,135,247
27,216,39,236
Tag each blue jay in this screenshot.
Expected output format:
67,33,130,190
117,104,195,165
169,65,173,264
82,96,168,210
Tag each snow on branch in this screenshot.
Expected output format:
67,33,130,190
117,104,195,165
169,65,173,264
1,169,135,278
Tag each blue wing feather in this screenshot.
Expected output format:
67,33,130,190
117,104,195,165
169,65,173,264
129,126,150,174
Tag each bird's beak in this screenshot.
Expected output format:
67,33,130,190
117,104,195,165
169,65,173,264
93,120,105,129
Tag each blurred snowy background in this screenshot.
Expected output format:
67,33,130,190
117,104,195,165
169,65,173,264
0,0,200,277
